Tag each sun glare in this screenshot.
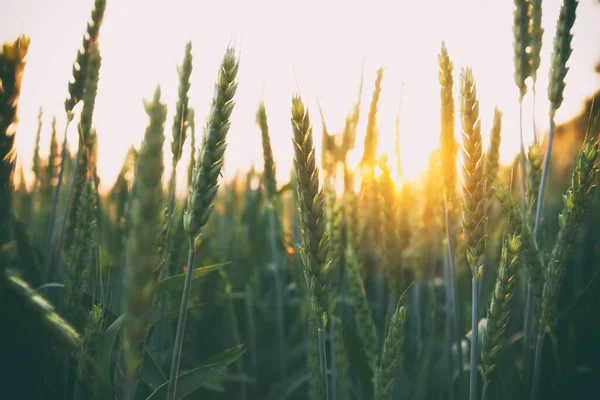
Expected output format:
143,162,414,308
5,0,600,194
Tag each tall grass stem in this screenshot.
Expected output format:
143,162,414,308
166,241,196,400
470,277,480,400
318,326,330,400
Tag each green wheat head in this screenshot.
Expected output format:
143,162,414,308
291,94,332,329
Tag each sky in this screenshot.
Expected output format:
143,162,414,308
2,0,600,194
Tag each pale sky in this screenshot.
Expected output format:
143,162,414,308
2,0,600,194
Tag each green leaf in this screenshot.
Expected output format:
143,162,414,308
92,264,225,399
145,345,245,399
140,350,168,390
95,314,125,399
155,262,230,298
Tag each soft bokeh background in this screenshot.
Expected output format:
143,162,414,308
2,0,600,194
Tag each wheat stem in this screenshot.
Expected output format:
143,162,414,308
470,277,480,400
533,117,555,243
269,205,286,381
318,327,329,400
169,47,238,399
166,243,195,399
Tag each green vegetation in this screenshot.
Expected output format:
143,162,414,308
1,1,600,399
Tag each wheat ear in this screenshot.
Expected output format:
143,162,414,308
169,47,238,400
461,68,487,400
531,138,598,399
481,233,521,399
121,86,166,399
292,94,332,399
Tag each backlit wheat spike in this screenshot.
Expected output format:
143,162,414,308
485,107,502,203
122,86,166,399
292,94,331,329
461,67,487,400
481,233,521,398
540,139,598,335
170,47,239,400
65,0,106,116
0,35,30,271
513,0,531,99
171,41,193,168
64,179,97,328
548,0,577,117
183,47,238,240
375,302,407,400
186,107,196,188
439,42,458,216
530,0,544,84
64,43,101,254
292,94,332,399
361,67,384,170
532,137,597,399
257,102,277,199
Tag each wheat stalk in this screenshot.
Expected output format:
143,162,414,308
361,67,384,170
122,86,166,399
292,94,332,399
42,0,106,285
186,107,196,188
256,101,286,381
534,0,578,242
528,3,578,386
460,67,487,400
374,301,407,400
439,42,463,386
530,0,544,144
169,47,239,400
62,42,102,267
64,179,97,328
531,138,598,399
0,35,30,267
481,232,521,399
485,107,502,204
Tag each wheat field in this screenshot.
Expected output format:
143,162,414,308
1,1,600,399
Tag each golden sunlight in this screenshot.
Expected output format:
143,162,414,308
4,0,600,194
